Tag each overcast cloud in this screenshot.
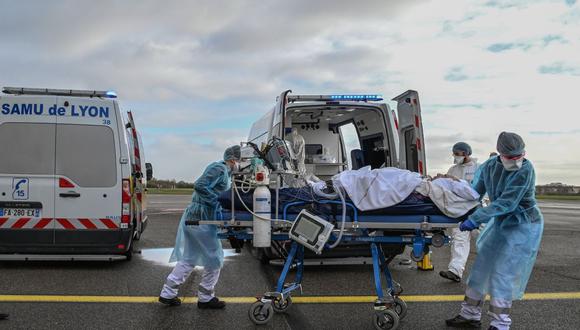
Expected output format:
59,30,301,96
1,0,579,184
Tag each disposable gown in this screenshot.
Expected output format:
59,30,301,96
169,161,231,269
466,156,544,300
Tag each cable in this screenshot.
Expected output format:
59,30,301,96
231,181,292,224
327,180,347,249
311,181,338,199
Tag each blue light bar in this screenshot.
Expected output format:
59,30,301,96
330,94,383,101
105,90,118,98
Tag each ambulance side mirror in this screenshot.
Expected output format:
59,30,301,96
146,163,153,181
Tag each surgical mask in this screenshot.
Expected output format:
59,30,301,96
501,158,523,171
228,161,240,172
453,156,465,165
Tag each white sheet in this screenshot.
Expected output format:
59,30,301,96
333,166,423,211
415,178,480,218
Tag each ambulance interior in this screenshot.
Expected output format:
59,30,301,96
285,105,392,181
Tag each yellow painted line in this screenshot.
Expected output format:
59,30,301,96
0,292,579,304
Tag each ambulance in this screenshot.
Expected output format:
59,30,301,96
247,90,427,262
0,87,152,260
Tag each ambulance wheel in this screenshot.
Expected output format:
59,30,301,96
392,297,408,320
272,296,292,313
373,309,400,330
409,250,424,262
249,301,273,325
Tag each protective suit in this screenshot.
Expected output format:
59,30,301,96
290,128,306,175
447,158,479,183
445,157,479,278
284,128,308,188
169,161,231,268
466,156,543,300
160,146,239,307
455,156,543,329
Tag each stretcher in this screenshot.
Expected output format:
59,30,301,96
191,187,471,329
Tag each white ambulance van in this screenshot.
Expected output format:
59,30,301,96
0,87,152,260
247,90,427,261
249,90,427,177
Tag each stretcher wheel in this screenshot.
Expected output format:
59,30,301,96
249,301,274,325
272,296,292,313
431,233,445,248
392,297,408,320
373,309,400,330
409,250,424,262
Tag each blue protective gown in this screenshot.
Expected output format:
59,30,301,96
169,161,231,269
466,156,544,300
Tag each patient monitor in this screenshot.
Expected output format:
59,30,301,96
289,210,334,254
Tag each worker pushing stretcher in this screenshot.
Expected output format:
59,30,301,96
172,135,482,330
158,89,543,330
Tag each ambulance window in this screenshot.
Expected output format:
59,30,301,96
339,123,361,170
0,123,56,175
56,125,117,187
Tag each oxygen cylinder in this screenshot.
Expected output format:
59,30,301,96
253,185,271,247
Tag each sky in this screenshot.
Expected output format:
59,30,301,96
1,0,579,185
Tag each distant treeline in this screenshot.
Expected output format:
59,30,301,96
148,178,194,189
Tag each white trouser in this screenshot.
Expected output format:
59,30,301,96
459,287,512,330
448,228,471,278
488,298,512,330
160,261,221,303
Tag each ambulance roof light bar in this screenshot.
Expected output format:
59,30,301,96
2,87,118,99
287,94,383,102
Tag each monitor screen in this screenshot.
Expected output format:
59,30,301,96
293,215,322,243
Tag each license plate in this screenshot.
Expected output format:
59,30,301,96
0,208,41,217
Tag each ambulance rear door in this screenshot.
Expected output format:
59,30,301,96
53,97,123,245
392,90,427,175
126,111,145,238
0,95,57,247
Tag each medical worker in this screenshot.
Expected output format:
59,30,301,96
159,145,241,309
446,132,544,330
290,128,306,175
439,142,479,283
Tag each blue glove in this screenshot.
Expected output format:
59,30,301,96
459,219,478,231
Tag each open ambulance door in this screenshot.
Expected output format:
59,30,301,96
126,111,145,240
392,90,427,176
274,90,292,140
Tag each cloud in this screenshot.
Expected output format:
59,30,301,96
444,66,487,81
530,129,580,135
1,0,580,185
487,42,532,52
538,62,580,75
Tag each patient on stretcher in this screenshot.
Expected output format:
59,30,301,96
221,167,480,219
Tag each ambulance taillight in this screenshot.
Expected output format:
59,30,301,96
122,179,131,227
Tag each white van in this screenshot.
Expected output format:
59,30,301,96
249,90,427,178
0,87,152,260
247,90,427,261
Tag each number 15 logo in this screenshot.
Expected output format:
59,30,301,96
12,178,29,200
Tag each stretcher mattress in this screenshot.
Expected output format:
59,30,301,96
218,188,472,223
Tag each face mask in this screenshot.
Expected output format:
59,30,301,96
228,161,240,172
500,158,523,171
453,156,465,165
